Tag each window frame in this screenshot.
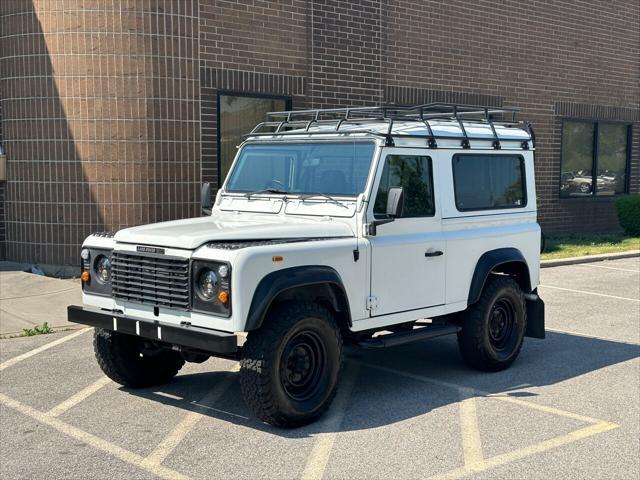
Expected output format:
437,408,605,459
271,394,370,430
560,118,632,198
216,91,292,187
373,154,436,219
452,153,528,212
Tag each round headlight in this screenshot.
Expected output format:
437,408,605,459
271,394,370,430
95,256,112,283
198,269,218,300
218,264,229,278
80,248,90,260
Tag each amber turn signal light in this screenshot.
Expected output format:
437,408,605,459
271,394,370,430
218,290,229,304
80,271,90,282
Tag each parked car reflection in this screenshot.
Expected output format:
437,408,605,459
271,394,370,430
560,170,623,196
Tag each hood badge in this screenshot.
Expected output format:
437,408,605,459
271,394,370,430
137,246,165,255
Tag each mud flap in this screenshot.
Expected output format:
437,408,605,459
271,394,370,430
525,290,545,339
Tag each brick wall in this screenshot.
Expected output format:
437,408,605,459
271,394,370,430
0,84,4,260
0,0,201,265
0,0,638,265
198,0,639,234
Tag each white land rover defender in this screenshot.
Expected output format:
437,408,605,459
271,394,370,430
69,103,545,428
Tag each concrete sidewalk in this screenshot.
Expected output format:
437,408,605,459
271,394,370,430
0,271,81,336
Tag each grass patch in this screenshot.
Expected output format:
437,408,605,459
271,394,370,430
542,233,640,260
21,322,53,337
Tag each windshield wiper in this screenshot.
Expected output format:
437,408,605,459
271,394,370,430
244,188,289,199
299,192,349,209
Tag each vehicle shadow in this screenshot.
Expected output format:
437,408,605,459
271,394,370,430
122,331,639,438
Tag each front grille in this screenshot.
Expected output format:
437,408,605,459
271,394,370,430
111,252,190,310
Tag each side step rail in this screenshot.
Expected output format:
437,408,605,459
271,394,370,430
358,323,461,349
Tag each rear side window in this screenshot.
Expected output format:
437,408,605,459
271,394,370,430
452,154,526,211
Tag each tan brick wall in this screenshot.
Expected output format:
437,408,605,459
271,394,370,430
0,0,201,264
0,0,638,265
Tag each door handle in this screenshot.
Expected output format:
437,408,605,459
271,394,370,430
425,250,444,257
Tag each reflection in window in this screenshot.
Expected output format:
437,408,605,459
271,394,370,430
374,155,434,218
453,155,526,211
225,142,375,196
597,123,628,196
218,94,290,182
560,120,630,197
560,121,594,197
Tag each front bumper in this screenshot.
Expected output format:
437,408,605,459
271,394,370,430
68,305,239,355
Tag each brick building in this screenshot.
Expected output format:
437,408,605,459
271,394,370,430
0,0,638,267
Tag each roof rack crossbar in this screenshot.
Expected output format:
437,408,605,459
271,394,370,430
248,103,531,149
265,103,519,123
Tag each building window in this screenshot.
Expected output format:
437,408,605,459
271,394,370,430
452,154,526,211
560,120,631,197
218,93,291,184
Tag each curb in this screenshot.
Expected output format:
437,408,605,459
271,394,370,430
540,250,640,268
0,325,86,340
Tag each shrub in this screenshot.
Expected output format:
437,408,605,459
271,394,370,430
615,195,640,236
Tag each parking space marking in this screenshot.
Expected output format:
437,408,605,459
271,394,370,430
459,397,483,469
357,361,620,480
0,392,190,480
301,364,360,480
487,394,608,424
546,327,640,346
46,377,112,418
431,421,618,480
540,285,639,302
0,328,90,372
575,263,639,273
144,365,239,467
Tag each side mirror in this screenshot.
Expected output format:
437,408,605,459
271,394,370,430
201,182,212,215
366,187,404,236
386,187,404,218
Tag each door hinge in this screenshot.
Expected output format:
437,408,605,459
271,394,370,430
366,296,378,311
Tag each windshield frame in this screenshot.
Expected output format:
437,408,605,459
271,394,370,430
222,139,379,199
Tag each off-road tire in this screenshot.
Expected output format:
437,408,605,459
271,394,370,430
457,275,526,372
240,301,343,428
93,328,185,388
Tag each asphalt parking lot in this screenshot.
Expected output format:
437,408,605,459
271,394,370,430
1,257,639,480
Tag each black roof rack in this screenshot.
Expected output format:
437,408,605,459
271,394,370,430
245,103,533,150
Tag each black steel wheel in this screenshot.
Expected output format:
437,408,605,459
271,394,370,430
488,298,516,350
280,330,327,402
240,301,343,428
457,276,526,371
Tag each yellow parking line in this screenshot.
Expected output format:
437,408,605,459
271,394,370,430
301,364,360,480
458,397,484,468
46,377,112,418
546,327,640,346
576,263,639,273
355,361,477,396
357,361,620,480
539,285,639,302
431,421,619,480
0,392,190,480
489,394,608,424
0,328,91,372
144,365,240,466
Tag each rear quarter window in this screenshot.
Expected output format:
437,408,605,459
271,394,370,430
452,154,527,211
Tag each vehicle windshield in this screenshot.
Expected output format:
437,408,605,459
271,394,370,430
225,142,376,197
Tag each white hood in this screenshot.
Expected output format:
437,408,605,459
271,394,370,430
114,212,354,249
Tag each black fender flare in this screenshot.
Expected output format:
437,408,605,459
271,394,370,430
468,248,531,305
245,266,351,331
